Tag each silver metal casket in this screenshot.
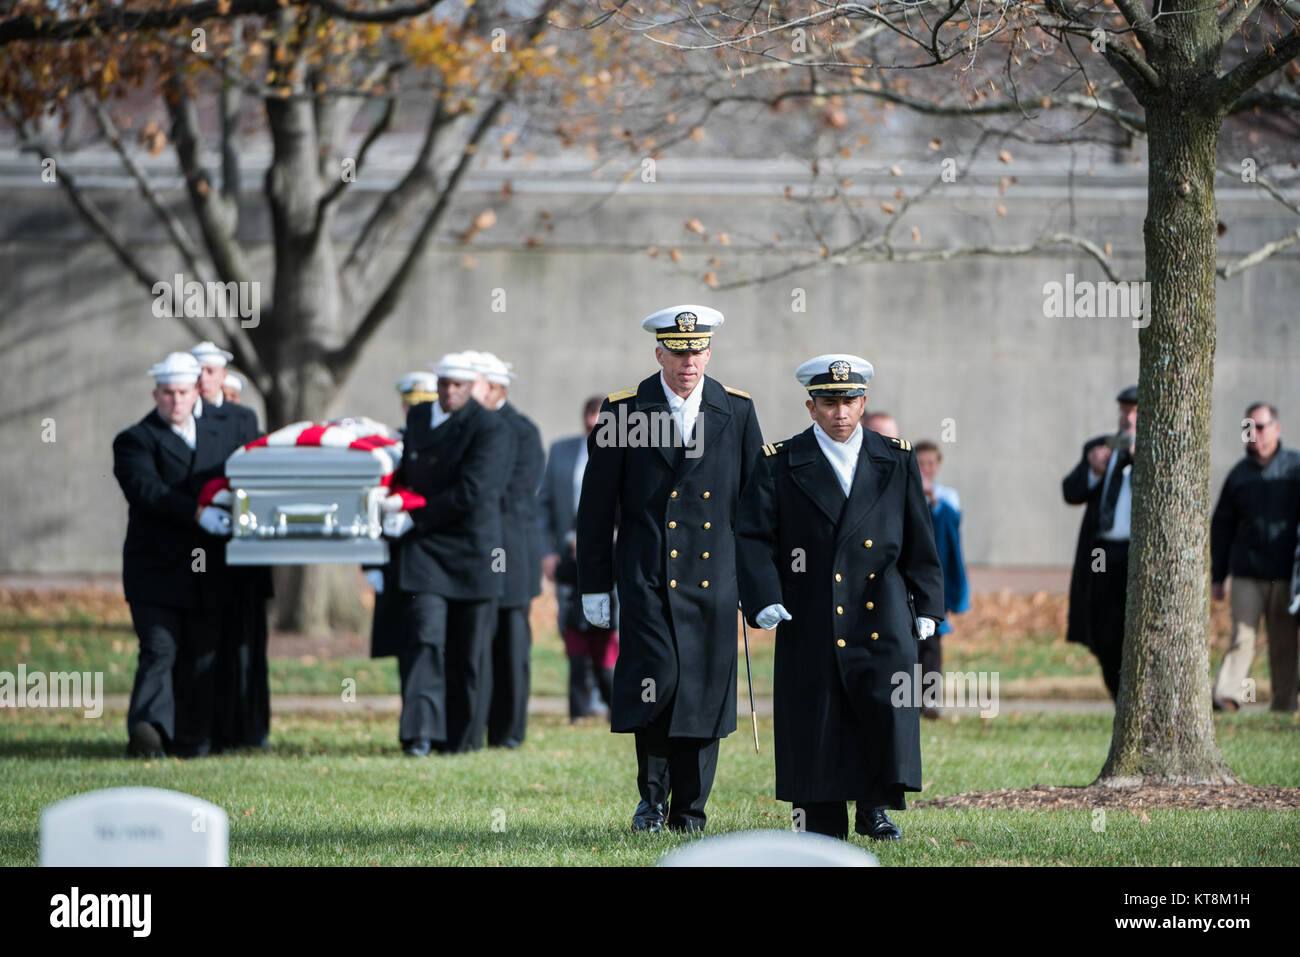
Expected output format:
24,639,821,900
225,446,390,565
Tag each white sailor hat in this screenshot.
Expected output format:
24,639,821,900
148,351,202,385
641,304,724,353
223,371,246,393
796,354,874,398
470,351,515,386
431,351,482,382
190,340,234,367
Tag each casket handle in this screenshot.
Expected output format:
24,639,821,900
274,503,339,536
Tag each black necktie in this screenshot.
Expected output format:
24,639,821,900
1098,448,1132,533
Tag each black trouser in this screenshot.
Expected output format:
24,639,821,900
1089,539,1130,700
487,605,531,747
127,602,220,756
568,655,614,719
918,633,943,701
212,573,270,751
633,705,720,831
398,592,496,751
795,786,907,839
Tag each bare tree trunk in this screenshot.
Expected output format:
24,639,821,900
260,91,366,636
1098,67,1238,785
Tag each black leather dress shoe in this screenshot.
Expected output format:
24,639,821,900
403,739,432,757
127,722,166,758
631,800,667,832
856,807,902,841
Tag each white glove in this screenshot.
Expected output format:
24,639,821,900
916,617,936,640
383,511,414,538
198,506,232,537
380,494,404,514
582,593,611,628
755,603,792,630
365,569,385,594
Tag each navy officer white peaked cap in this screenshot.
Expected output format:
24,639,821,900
149,351,202,385
641,304,724,353
796,354,874,398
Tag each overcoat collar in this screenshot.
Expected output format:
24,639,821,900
837,427,899,547
786,425,899,539
144,408,197,468
633,372,733,477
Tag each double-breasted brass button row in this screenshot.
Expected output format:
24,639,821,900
863,539,873,548
836,606,844,615
836,638,846,647
701,552,710,559
670,549,678,558
701,580,709,588
871,632,879,640
703,522,711,530
702,491,710,499
670,579,677,588
671,490,678,499
868,573,876,580
834,573,842,582
865,601,874,610
668,521,677,529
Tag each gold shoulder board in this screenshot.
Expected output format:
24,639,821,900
724,386,751,399
762,442,786,457
889,437,912,452
606,388,636,403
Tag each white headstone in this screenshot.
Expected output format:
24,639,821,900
40,787,228,867
658,830,879,867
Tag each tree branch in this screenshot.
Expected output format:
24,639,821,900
1217,226,1300,278
1214,26,1300,111
0,0,448,45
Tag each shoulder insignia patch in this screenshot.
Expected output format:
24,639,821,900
762,442,787,457
888,437,913,452
605,388,636,403
724,386,751,399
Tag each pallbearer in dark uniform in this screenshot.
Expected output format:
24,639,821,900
191,340,271,751
386,352,514,756
472,352,546,749
737,354,945,841
368,371,438,661
113,352,232,758
577,305,764,832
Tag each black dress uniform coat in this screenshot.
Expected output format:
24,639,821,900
496,402,546,608
1062,435,1109,651
576,373,763,739
736,426,944,801
113,409,230,610
395,397,515,600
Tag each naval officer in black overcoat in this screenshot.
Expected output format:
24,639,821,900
387,351,514,756
576,305,764,832
112,352,233,758
737,354,945,841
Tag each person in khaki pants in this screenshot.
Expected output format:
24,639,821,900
1210,402,1300,712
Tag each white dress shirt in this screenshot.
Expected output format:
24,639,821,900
660,373,705,444
813,422,864,497
171,415,197,450
1096,449,1133,542
573,438,589,512
430,401,452,430
193,393,222,418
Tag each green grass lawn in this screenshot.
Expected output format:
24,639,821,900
1,709,1295,866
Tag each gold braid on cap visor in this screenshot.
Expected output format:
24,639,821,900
402,390,438,404
657,333,712,351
